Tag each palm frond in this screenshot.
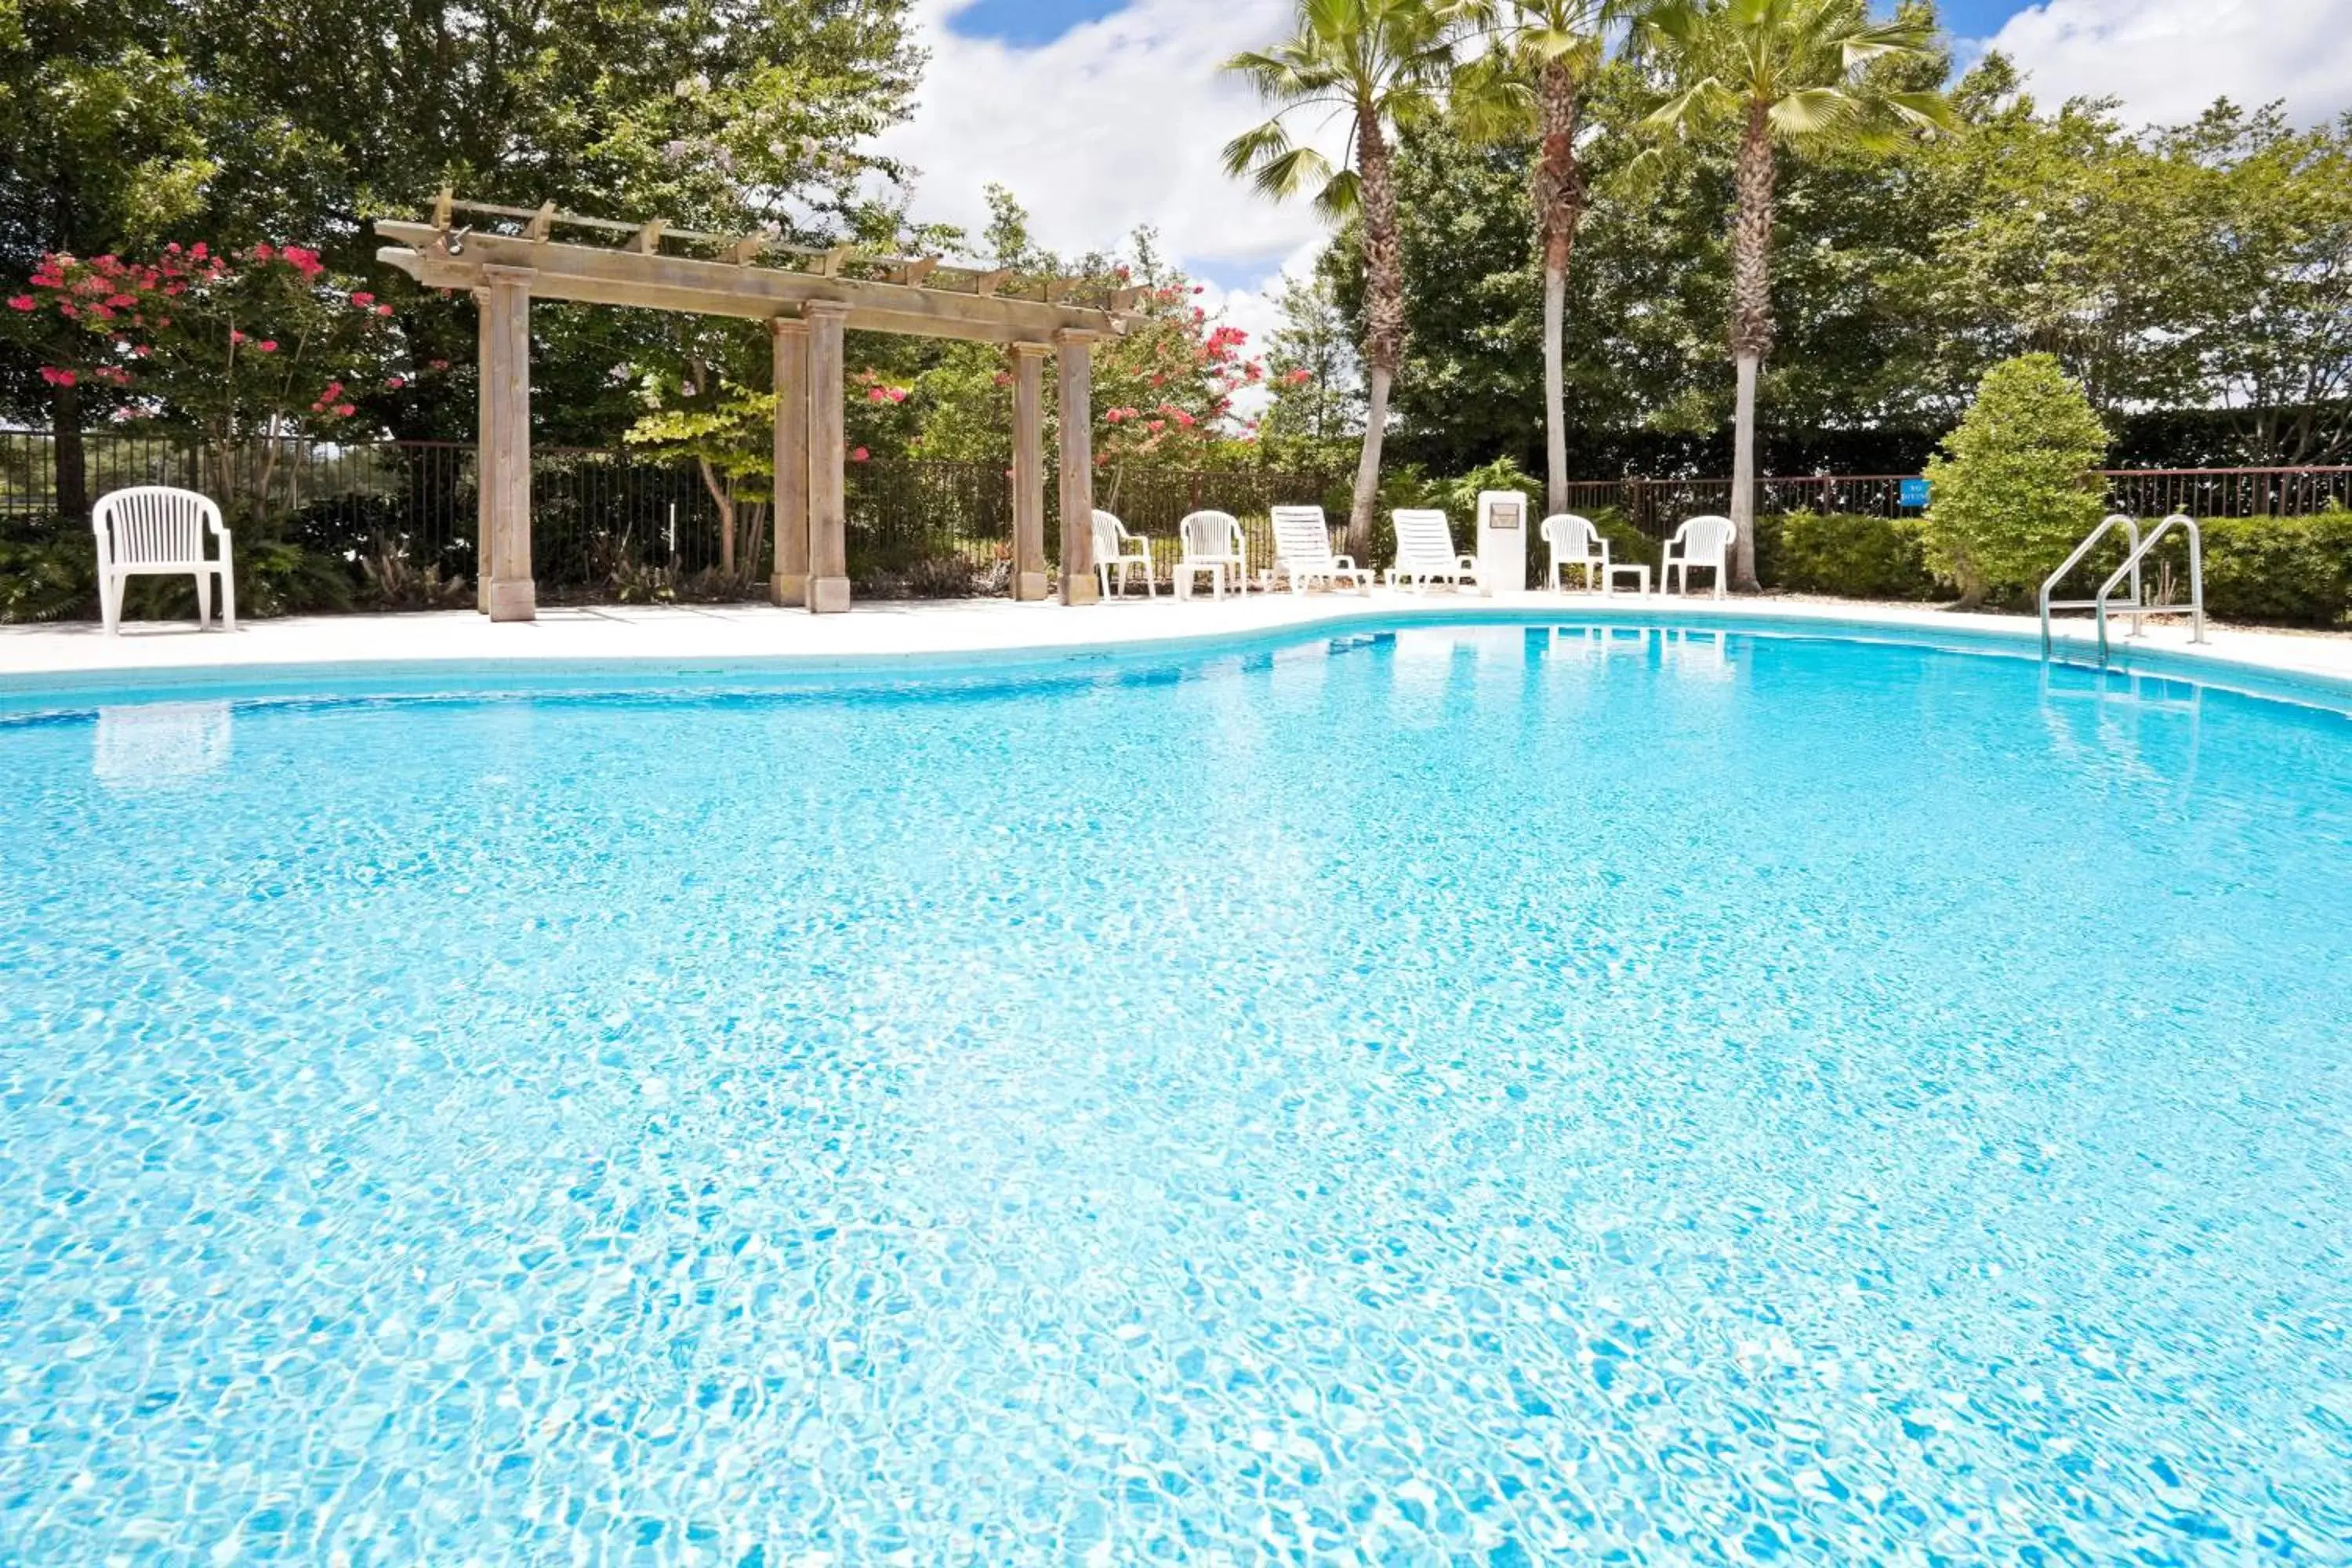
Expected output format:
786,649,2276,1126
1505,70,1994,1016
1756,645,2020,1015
1260,145,1341,205
1313,167,1365,220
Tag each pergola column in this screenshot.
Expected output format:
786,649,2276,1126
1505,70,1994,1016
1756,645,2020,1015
769,315,811,606
481,264,535,622
1008,341,1051,601
472,285,491,612
1055,328,1100,605
804,300,852,614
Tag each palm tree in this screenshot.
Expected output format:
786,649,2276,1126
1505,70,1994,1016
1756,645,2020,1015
1641,0,1947,590
1225,0,1464,559
1452,2,1621,518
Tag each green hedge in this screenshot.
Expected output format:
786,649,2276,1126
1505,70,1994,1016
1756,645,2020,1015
1739,509,2352,626
2180,513,2352,627
1754,512,1940,601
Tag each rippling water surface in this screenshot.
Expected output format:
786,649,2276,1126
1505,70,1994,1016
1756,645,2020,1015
2,623,2348,1565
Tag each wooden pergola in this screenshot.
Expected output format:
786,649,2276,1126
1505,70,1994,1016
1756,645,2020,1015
375,194,1140,619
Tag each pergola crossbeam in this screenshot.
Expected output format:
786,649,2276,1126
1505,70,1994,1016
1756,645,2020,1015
415,194,1127,310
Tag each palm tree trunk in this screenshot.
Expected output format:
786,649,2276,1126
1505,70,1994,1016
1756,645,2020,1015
1727,103,1777,593
1350,364,1392,557
1534,63,1584,519
1350,106,1407,561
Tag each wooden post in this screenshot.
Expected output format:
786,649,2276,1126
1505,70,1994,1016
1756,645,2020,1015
804,300,851,614
481,265,535,621
1055,328,1100,605
1009,341,1051,601
769,316,811,606
472,285,492,612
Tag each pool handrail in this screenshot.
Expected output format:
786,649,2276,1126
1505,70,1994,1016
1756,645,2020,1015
2040,513,2141,659
2094,513,2206,665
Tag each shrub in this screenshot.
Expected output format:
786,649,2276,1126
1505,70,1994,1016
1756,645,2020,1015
0,537,98,622
2167,510,2352,628
1764,512,1940,600
1922,354,2111,606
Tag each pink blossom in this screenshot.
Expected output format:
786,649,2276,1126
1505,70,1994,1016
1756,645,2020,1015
230,328,248,345
851,446,869,462
38,367,76,387
5,296,32,311
256,340,278,353
332,402,356,416
351,292,376,307
252,243,274,261
374,304,392,317
386,376,406,390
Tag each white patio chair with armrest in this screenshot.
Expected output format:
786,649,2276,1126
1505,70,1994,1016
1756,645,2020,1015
1266,506,1372,595
1092,509,1156,599
1542,514,1610,592
1386,509,1485,592
1661,514,1737,600
1171,510,1247,600
93,486,235,636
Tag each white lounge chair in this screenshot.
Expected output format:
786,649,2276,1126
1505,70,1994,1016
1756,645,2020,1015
1267,506,1372,595
93,485,235,635
1092,509,1156,599
1542,514,1610,592
1386,509,1484,592
1171,510,1247,600
1662,514,1737,599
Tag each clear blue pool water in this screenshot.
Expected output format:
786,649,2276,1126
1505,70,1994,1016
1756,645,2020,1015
1,621,2348,1565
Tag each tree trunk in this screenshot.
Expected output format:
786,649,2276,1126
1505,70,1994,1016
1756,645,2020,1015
1350,104,1407,561
1533,62,1584,519
51,382,88,524
1726,105,1777,593
1542,253,1569,519
1350,364,1393,561
695,455,736,576
1732,354,1761,590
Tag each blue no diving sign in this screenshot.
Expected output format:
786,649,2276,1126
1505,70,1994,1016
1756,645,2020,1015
1900,477,1931,508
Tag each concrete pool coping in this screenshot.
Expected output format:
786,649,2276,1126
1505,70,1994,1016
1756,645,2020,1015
4,590,2350,707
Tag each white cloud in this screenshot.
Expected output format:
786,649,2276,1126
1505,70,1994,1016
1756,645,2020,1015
1987,0,2352,127
877,0,1346,289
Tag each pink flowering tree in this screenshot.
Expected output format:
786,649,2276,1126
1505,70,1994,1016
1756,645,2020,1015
1091,279,1265,503
6,242,407,521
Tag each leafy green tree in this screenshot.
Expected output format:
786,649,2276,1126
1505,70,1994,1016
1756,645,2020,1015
0,0,216,520
1921,353,2109,607
1225,0,1463,557
2155,103,2352,466
1255,268,1363,468
1639,0,1947,589
1451,0,1618,514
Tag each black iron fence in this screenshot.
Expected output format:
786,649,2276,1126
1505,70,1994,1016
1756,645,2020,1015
1563,468,2352,540
9,429,2344,608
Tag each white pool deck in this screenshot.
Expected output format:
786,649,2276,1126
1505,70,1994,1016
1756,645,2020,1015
4,590,2350,698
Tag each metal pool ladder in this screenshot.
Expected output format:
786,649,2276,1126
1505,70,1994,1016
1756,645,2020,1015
2039,513,2207,665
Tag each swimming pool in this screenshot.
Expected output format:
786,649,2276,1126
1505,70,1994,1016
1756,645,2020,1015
2,620,2347,1563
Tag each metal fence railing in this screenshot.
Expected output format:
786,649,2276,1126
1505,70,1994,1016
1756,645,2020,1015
1561,468,2352,541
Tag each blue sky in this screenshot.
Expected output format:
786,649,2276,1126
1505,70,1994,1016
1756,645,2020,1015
948,0,2042,47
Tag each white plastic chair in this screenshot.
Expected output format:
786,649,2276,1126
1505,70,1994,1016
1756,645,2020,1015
1386,509,1484,592
1661,514,1737,599
1171,510,1246,600
1541,514,1610,592
93,486,235,635
1092,509,1156,599
1266,506,1372,595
